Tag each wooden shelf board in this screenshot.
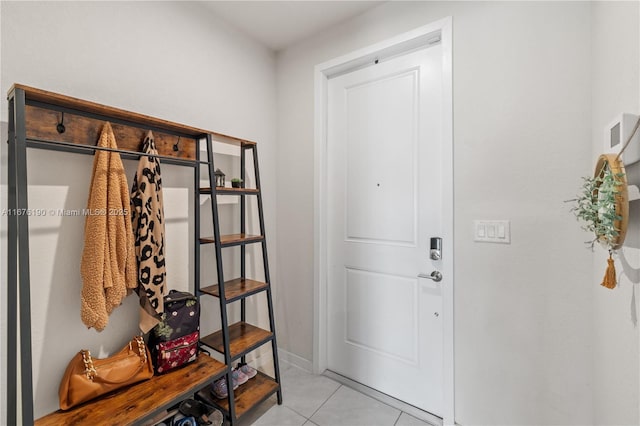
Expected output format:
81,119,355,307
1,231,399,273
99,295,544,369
199,187,260,195
8,83,257,146
35,354,226,426
196,372,279,419
199,234,264,246
24,104,197,161
201,278,269,302
201,322,273,359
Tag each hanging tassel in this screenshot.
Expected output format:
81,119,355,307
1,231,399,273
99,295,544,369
601,251,617,289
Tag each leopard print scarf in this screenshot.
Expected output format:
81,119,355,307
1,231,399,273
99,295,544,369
131,131,167,333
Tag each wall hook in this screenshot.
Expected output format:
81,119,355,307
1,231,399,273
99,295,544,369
173,136,181,152
56,112,65,134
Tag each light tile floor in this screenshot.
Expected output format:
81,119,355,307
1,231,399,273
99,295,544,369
236,363,437,426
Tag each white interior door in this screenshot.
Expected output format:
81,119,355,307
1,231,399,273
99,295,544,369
327,43,446,416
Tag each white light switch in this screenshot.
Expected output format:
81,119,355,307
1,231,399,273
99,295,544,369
474,220,510,244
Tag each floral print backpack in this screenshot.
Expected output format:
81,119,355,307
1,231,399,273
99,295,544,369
148,290,200,374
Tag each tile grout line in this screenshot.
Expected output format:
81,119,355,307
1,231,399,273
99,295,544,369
264,366,434,426
322,370,441,426
282,403,312,424
278,389,318,422
278,364,315,422
276,371,343,423
306,383,344,422
393,410,402,426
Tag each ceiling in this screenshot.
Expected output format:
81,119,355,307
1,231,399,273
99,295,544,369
201,1,384,51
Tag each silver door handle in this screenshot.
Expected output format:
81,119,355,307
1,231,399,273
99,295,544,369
418,271,442,282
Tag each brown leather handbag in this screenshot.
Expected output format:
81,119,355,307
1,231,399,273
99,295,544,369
59,336,154,410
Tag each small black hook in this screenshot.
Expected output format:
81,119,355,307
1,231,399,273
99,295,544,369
56,112,65,134
173,136,180,152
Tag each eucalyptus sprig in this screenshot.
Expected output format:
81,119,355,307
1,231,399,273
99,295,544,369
568,164,624,249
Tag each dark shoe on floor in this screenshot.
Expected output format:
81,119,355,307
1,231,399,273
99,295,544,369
174,417,198,426
179,399,216,425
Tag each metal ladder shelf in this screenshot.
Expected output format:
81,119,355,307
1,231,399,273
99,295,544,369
196,136,283,423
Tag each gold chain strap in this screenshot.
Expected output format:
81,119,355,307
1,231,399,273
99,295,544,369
82,337,146,381
135,336,147,364
81,350,96,381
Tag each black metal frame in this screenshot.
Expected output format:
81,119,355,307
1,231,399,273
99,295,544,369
7,87,36,425
6,86,283,425
250,145,283,405
5,87,202,424
7,93,19,426
25,138,201,167
204,134,237,421
240,145,247,344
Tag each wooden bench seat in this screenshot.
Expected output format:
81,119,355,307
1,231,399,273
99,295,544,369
35,354,226,426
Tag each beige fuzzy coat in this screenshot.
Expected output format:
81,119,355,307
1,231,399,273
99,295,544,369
80,122,137,331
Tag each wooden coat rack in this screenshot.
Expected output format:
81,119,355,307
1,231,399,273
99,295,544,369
5,84,262,425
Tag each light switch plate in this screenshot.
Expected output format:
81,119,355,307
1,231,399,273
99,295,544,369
474,220,510,244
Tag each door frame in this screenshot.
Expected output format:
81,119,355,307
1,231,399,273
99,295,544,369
313,17,454,425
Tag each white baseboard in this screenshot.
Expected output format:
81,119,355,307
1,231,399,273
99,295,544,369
247,347,312,376
277,348,313,372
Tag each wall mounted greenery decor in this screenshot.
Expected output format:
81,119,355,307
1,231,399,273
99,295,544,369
570,116,640,289
570,154,628,289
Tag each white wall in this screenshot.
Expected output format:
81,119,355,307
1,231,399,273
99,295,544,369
0,1,277,418
591,2,640,425
2,1,637,424
276,2,595,424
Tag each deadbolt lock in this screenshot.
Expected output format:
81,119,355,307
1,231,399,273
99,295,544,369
430,237,442,260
